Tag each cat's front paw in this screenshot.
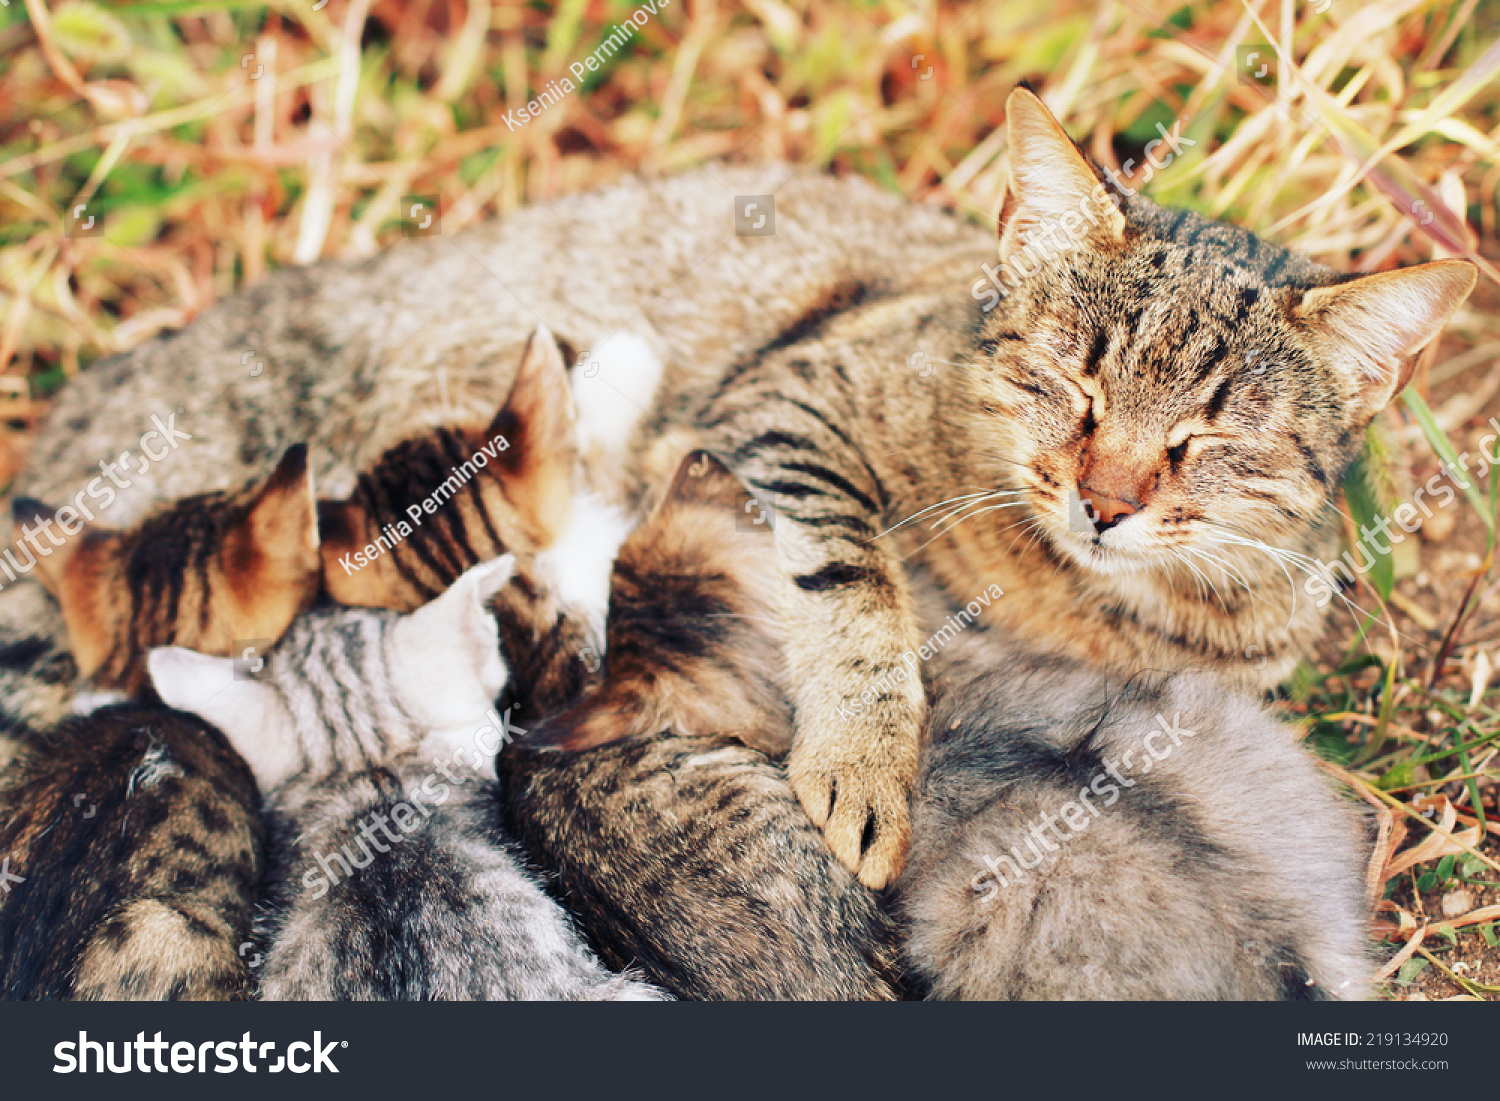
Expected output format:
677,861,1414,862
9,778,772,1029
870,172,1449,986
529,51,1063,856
787,720,918,890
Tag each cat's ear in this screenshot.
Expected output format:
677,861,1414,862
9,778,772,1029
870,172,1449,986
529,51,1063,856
662,449,754,514
235,443,320,573
1295,259,1476,415
10,497,92,596
998,87,1125,266
633,448,763,533
148,646,297,790
488,327,578,545
388,556,513,733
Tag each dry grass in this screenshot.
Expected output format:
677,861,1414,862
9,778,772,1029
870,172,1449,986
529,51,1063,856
2,0,1499,998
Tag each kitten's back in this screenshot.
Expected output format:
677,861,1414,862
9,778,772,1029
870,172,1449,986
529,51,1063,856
501,451,902,1000
0,705,263,1000
900,634,1372,1000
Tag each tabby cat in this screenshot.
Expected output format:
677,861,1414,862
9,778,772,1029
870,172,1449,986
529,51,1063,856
0,444,318,999
12,442,320,699
0,705,262,1000
149,561,664,1001
501,449,901,1000
16,90,1473,887
316,326,639,724
898,595,1373,999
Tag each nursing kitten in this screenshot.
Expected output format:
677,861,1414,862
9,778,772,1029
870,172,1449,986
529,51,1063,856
150,561,664,1001
22,91,1473,888
897,608,1372,1000
317,326,637,723
12,442,319,698
0,705,262,1000
0,444,317,999
500,451,902,1001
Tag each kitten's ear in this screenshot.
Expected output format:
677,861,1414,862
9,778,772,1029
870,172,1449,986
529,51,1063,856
489,327,578,545
148,646,295,790
998,87,1125,265
661,450,753,514
1295,259,1477,415
388,557,513,732
626,449,772,551
239,443,320,571
10,497,89,596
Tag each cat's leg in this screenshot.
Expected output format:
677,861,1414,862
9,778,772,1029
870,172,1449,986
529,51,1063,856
701,394,923,889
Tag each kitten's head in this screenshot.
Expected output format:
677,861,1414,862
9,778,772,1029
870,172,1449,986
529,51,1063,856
320,325,636,720
14,444,320,696
149,558,513,792
968,88,1475,576
530,448,792,756
319,326,603,611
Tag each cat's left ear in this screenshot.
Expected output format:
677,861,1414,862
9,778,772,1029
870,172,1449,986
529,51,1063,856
148,646,297,791
388,557,514,734
1295,259,1476,416
488,327,578,546
998,87,1126,266
10,497,94,597
231,443,320,575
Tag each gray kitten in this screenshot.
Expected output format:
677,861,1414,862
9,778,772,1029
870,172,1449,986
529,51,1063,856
898,622,1374,1001
150,559,664,1001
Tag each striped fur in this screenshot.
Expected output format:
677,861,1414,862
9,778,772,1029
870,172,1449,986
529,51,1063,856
14,99,1473,893
500,451,902,1000
627,94,1471,887
11,444,319,698
150,563,664,1001
318,326,637,725
0,705,262,1000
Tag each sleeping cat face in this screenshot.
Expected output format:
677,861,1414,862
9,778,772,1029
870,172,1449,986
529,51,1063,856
967,90,1475,579
149,559,513,792
13,444,320,695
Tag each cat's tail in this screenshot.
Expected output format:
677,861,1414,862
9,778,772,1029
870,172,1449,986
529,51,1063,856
898,656,1374,1001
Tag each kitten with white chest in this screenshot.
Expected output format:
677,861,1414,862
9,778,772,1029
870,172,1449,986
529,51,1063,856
149,560,664,1001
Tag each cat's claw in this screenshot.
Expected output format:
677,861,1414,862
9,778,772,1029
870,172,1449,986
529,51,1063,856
788,741,914,890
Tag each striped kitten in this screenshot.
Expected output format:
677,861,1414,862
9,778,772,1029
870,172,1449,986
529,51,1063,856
316,326,639,724
12,443,319,699
0,705,262,1000
897,604,1372,1000
149,561,664,1001
0,445,321,999
500,451,902,1000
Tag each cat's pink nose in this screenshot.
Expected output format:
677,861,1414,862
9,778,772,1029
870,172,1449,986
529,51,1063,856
1078,487,1137,532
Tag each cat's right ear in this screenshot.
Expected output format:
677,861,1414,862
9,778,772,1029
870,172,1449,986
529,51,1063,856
488,327,578,545
148,646,297,790
237,443,319,574
388,557,514,738
630,449,772,548
998,87,1125,266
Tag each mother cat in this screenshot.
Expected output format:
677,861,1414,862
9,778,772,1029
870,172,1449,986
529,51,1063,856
10,90,1474,888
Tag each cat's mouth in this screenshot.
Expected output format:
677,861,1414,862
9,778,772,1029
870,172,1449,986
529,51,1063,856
1048,509,1163,576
